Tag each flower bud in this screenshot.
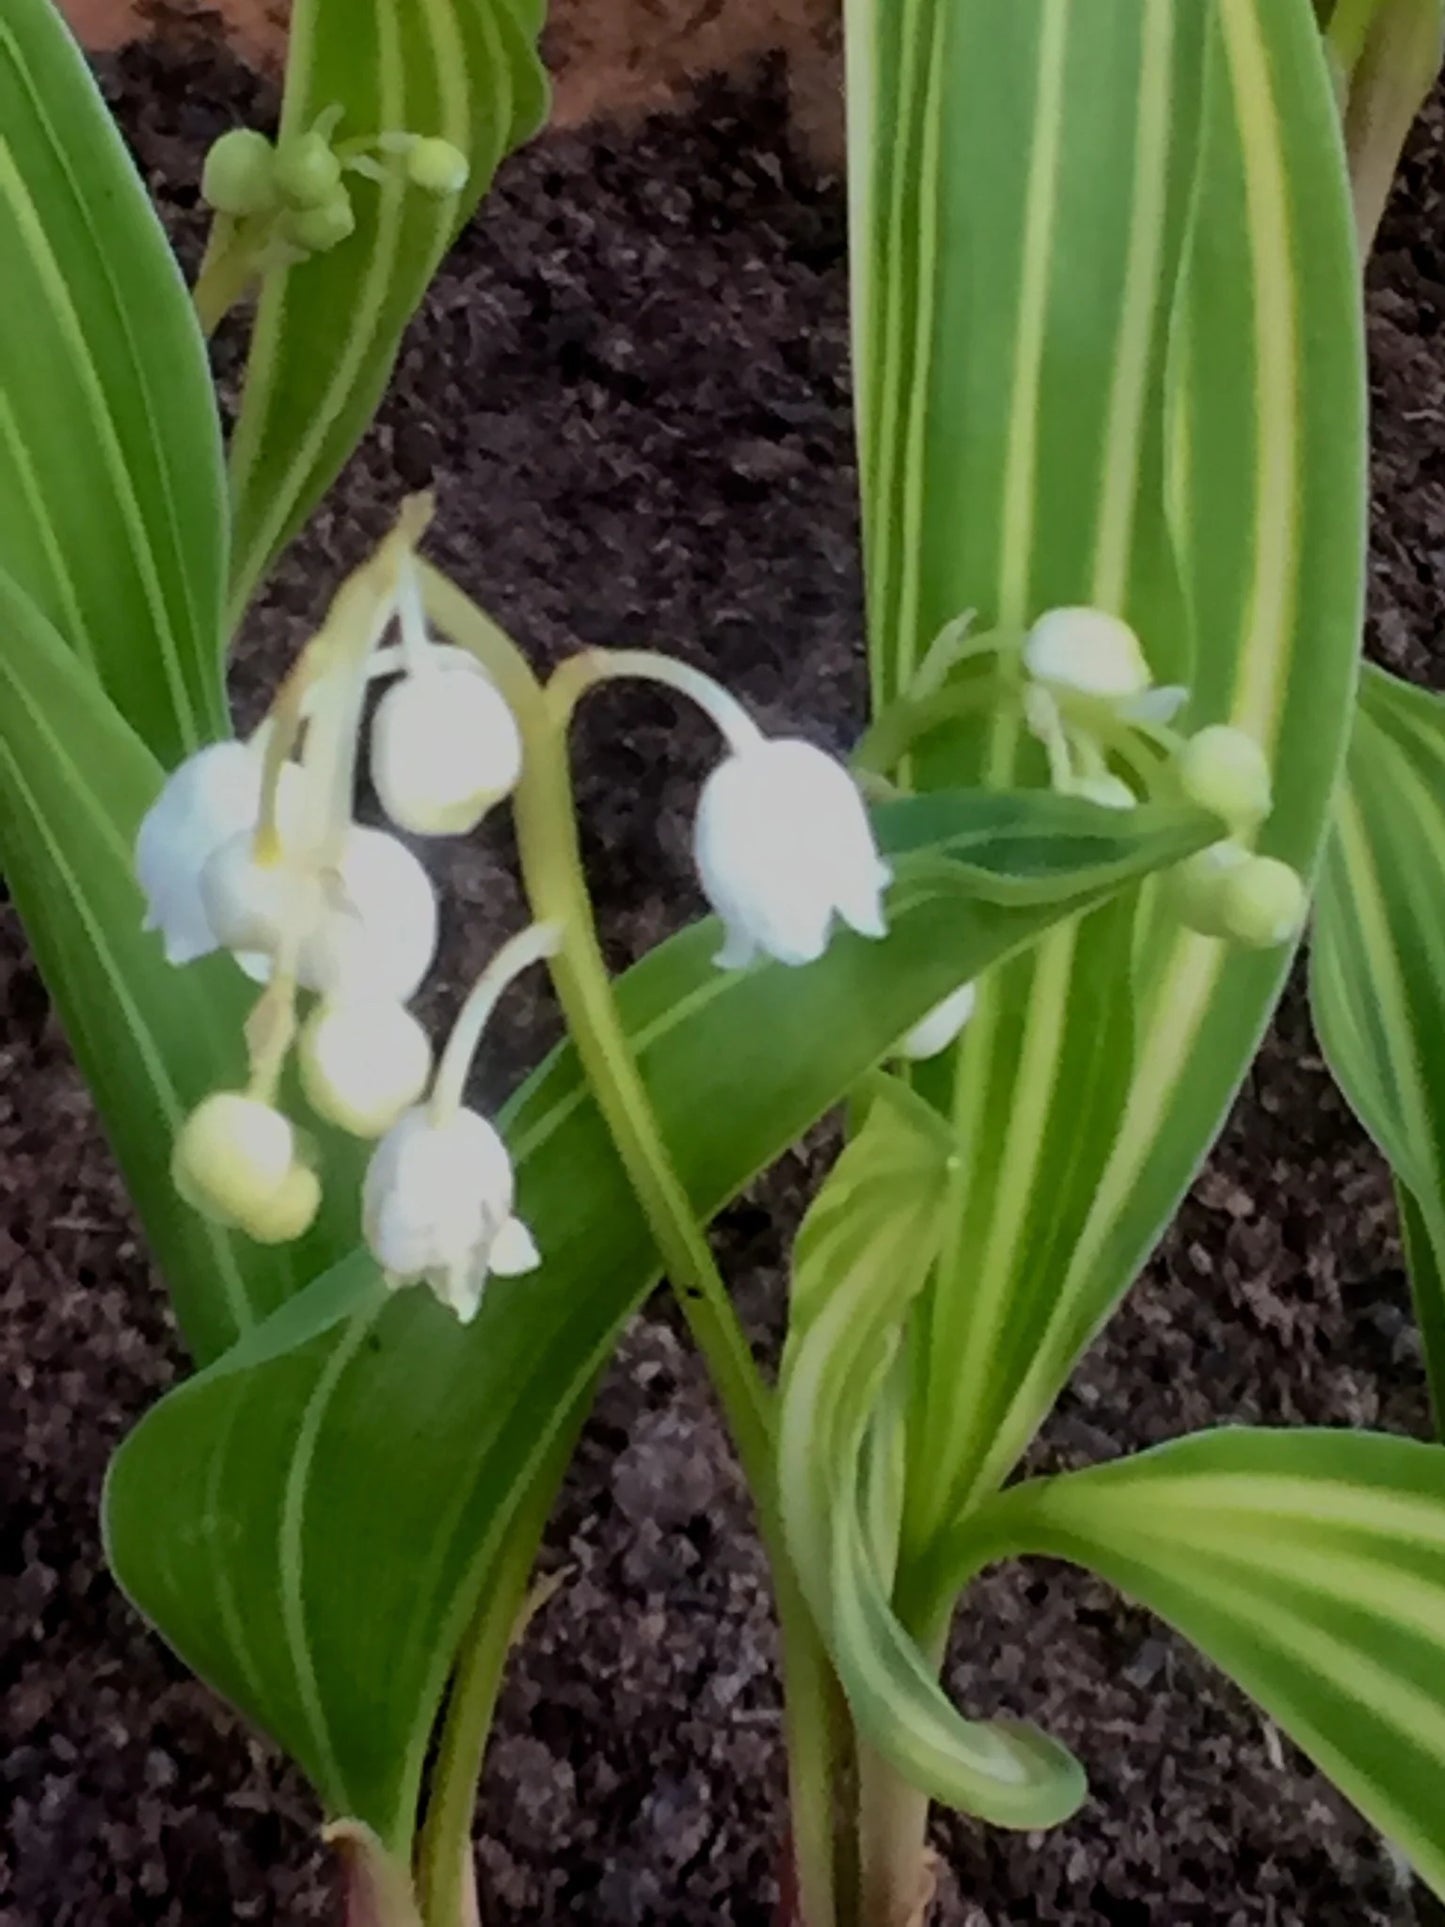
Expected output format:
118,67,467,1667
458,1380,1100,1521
300,997,433,1137
202,129,278,217
283,190,357,255
172,1092,297,1227
303,828,439,1002
1217,855,1307,948
1023,607,1152,701
1172,840,1249,938
241,1163,322,1244
275,131,344,208
371,666,523,836
407,138,470,196
900,981,977,1060
1178,725,1273,830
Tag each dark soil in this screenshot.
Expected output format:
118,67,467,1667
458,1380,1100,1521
3,27,1443,1927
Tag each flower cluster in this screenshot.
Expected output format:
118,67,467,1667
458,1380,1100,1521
201,116,470,267
137,519,895,1321
1017,604,1306,947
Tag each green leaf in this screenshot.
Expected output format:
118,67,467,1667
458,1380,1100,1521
226,0,548,623
849,0,1367,1557
780,1087,1086,1828
0,0,228,762
104,790,1212,1847
1312,666,1445,1427
953,1428,1445,1901
0,566,360,1364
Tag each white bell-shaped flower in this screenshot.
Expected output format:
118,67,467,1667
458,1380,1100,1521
694,737,892,969
362,1105,539,1323
1023,607,1152,702
299,996,433,1137
135,742,266,965
202,824,438,1001
900,980,978,1060
371,664,523,836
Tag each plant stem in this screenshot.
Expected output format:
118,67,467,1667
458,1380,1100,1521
420,569,851,1927
192,216,260,336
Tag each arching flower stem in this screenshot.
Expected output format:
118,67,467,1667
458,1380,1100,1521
417,564,851,1927
428,922,563,1126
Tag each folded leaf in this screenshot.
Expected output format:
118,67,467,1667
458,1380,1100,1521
226,0,548,621
954,1428,1445,1900
780,1088,1086,1827
105,789,1211,1847
1313,665,1445,1426
0,0,228,760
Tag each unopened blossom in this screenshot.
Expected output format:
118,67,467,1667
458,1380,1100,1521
900,980,978,1060
300,996,433,1138
1177,724,1273,830
371,663,523,836
1217,854,1307,948
1023,607,1152,702
363,1105,539,1323
171,1091,319,1242
694,737,892,969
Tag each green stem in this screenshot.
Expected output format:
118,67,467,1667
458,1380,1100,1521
420,568,850,1927
416,1477,557,1927
192,215,263,337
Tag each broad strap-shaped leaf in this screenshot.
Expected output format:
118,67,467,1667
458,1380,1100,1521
848,0,1366,1557
950,1428,1445,1901
1313,665,1445,1425
0,0,228,762
105,791,1212,1847
1327,0,1444,250
0,567,360,1363
226,0,547,622
780,1087,1086,1828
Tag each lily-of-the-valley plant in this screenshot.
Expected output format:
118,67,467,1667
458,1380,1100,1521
4,2,1445,1925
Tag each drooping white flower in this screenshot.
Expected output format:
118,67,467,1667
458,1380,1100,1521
900,980,978,1060
1023,607,1152,702
202,823,438,1000
371,664,523,836
363,1105,539,1323
135,742,266,965
693,737,892,969
299,996,433,1138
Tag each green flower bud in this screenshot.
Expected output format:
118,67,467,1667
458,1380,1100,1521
240,1164,322,1244
275,131,345,209
1218,854,1307,948
202,128,278,217
283,190,357,255
1173,839,1249,938
407,137,470,197
172,1092,296,1226
1178,725,1273,830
